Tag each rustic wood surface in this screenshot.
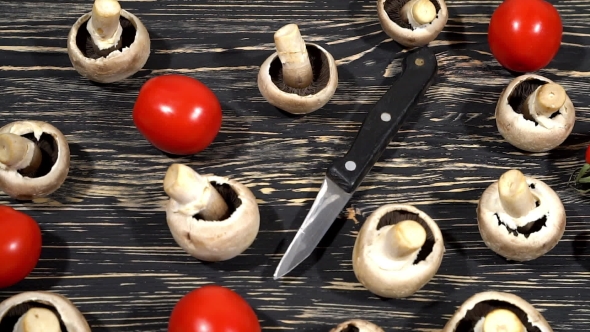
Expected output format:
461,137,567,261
1,0,589,331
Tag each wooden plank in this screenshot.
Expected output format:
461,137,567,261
0,0,589,331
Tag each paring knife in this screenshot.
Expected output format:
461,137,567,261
273,46,438,280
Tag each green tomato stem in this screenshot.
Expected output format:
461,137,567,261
575,163,590,183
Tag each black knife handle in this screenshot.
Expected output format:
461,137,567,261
326,47,437,193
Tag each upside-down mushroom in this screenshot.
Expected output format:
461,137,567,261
163,163,260,261
330,319,384,332
377,0,448,48
0,121,70,200
442,291,553,332
0,291,90,332
477,169,566,261
258,23,338,114
67,0,150,83
352,204,445,298
496,74,575,152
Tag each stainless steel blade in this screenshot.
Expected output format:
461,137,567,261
273,177,352,279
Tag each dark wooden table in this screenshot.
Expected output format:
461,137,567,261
1,0,589,331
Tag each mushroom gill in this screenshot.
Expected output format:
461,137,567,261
269,45,331,96
75,17,137,59
507,79,562,125
193,181,242,221
493,182,547,238
454,300,541,332
18,132,59,178
340,324,360,332
0,301,66,332
376,209,435,264
384,0,441,29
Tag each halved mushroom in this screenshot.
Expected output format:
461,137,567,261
377,0,448,48
163,163,260,261
0,291,90,332
330,319,384,332
496,74,575,152
67,0,150,83
442,291,553,332
0,121,70,200
352,204,445,298
477,169,566,261
258,23,338,114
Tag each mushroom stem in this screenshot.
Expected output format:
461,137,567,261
87,0,123,56
401,0,437,26
274,23,313,89
523,83,567,129
0,133,42,175
164,164,230,220
483,309,525,332
498,170,537,219
386,219,427,258
13,307,61,332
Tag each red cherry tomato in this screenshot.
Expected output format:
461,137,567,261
585,145,590,164
488,0,562,73
133,74,223,155
0,206,42,289
168,285,261,332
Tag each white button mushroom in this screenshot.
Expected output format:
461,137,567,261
496,74,575,152
0,121,70,200
258,23,338,115
442,291,553,332
163,163,260,262
0,291,91,332
330,319,384,332
377,0,448,48
477,169,566,261
352,204,445,298
67,0,150,83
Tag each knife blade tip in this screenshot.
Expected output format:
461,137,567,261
273,266,286,280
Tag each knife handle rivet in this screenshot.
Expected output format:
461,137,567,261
415,58,424,66
381,112,391,122
345,161,357,171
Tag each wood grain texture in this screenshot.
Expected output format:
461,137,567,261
0,0,589,331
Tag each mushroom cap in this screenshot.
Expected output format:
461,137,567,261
477,175,566,261
0,291,91,332
352,204,445,298
67,9,150,83
442,291,553,332
496,74,575,152
257,43,338,115
0,121,70,200
377,0,448,48
330,319,384,332
166,175,260,261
